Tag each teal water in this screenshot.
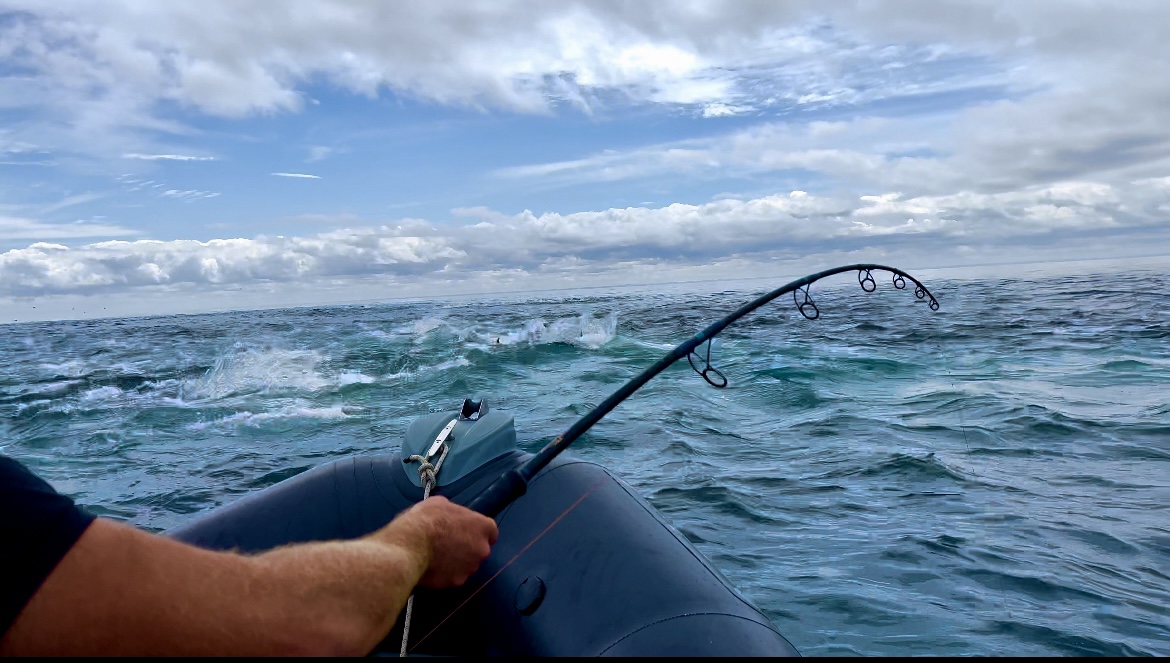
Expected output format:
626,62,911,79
2,270,1168,656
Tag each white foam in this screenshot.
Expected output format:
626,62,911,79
431,357,471,371
108,361,147,375
629,339,677,351
385,356,471,380
480,311,618,349
30,379,83,395
411,317,445,335
81,385,123,401
338,372,376,386
186,403,351,430
15,399,52,414
183,346,331,400
39,359,89,378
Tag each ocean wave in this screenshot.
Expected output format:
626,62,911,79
80,385,124,402
411,317,446,336
0,379,84,404
469,311,618,349
184,347,331,400
186,403,351,431
6,270,1170,658
816,452,972,485
650,484,789,526
337,372,377,386
180,346,376,401
384,356,471,379
361,329,404,341
976,619,1149,656
37,359,90,378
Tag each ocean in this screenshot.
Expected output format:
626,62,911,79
2,267,1168,656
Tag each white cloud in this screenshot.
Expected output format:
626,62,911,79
122,153,217,161
2,177,1164,298
2,0,1168,205
39,192,106,215
496,91,1170,199
0,230,463,295
493,118,930,185
1,0,1167,307
306,145,336,162
0,216,138,242
0,132,49,156
701,102,752,118
0,1,1034,157
160,189,220,201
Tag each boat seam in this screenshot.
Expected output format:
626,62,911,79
596,612,776,656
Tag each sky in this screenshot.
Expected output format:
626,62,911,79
1,0,1168,322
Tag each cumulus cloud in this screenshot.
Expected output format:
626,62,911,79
1,0,1167,309
0,1,1038,156
1,0,760,149
0,230,464,296
3,0,1169,202
3,177,1165,297
461,179,1167,257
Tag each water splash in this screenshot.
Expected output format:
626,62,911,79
481,311,618,349
182,346,332,400
187,402,351,431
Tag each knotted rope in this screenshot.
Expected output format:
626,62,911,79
399,438,451,656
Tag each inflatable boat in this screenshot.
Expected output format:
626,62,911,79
168,400,801,656
167,264,939,656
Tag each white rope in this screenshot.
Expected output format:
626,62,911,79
399,442,449,657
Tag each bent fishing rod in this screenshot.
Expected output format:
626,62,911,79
466,263,940,517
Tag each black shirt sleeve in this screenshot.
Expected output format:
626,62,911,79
0,455,97,637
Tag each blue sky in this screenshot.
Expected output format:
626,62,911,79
2,1,1168,321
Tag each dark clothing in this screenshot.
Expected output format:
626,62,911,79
0,455,96,637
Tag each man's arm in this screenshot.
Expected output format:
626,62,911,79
0,496,497,656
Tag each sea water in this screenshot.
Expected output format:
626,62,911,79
2,268,1168,656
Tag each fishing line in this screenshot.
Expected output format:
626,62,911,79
408,475,608,653
934,283,972,461
467,263,941,517
401,264,940,653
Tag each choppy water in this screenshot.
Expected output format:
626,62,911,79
2,269,1169,656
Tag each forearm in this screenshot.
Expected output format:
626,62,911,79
1,515,434,657
1,493,496,657
250,521,433,655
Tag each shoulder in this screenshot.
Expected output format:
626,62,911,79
0,455,96,638
0,454,95,525
0,454,46,486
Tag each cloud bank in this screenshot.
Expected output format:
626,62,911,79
7,0,1168,167
3,177,1165,298
5,1,1170,198
0,1,1166,315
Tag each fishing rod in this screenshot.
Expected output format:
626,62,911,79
466,263,940,517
